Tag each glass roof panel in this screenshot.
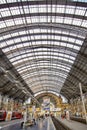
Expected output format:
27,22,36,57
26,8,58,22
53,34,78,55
0,0,86,95
0,0,85,4
0,4,86,16
8,51,76,62
0,15,87,29
1,40,81,49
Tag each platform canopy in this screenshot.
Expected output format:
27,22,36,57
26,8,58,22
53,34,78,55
0,0,87,101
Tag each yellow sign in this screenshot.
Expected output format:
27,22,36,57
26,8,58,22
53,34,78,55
6,111,12,121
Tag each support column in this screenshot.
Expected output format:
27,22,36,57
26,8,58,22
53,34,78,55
79,83,87,124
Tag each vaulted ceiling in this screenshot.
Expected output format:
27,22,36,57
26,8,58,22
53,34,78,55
0,0,87,101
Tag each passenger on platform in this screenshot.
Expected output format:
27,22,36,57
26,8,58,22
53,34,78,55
33,118,36,125
66,110,70,121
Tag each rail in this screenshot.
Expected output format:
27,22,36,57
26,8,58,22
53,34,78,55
70,116,86,124
52,117,72,130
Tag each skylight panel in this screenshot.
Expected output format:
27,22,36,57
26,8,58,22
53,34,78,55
68,37,75,42
0,42,7,48
16,44,23,48
19,31,26,35
76,39,83,45
56,7,63,13
67,44,73,48
72,19,82,26
75,8,86,16
60,42,67,46
11,8,21,15
6,39,14,45
3,34,11,39
70,56,75,60
0,22,6,28
21,37,28,41
14,18,23,25
1,10,11,17
11,32,19,37
82,20,87,27
56,17,63,23
24,7,30,14
26,18,31,24
15,38,21,43
64,18,72,24
65,7,75,14
29,30,34,34
2,47,10,52
73,45,80,50
6,20,15,27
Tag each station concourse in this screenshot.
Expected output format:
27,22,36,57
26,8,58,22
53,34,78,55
0,0,87,130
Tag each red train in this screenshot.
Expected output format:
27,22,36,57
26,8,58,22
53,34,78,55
0,110,22,121
12,111,23,120
0,110,6,121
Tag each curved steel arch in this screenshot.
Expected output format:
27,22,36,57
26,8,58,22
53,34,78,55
8,48,77,59
22,68,67,78
5,45,78,58
0,0,87,101
24,75,67,83
24,75,76,89
14,58,84,84
31,84,63,91
0,12,87,22
0,23,86,36
9,52,75,63
17,62,71,76
27,81,76,92
14,57,73,68
2,38,81,51
0,32,83,43
21,70,77,86
0,0,87,9
18,66,70,75
18,68,84,93
32,86,72,100
18,66,71,75
34,90,64,97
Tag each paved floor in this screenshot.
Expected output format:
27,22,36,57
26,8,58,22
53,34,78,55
57,117,87,130
0,119,23,130
21,117,56,130
0,117,87,130
0,117,56,130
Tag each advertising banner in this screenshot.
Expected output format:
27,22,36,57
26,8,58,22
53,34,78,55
43,97,50,111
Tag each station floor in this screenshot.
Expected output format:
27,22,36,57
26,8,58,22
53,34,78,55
0,117,56,130
0,117,87,130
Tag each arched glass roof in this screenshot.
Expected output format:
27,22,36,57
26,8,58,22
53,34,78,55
0,0,87,100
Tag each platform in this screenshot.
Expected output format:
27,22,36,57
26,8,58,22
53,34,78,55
1,117,87,130
56,117,87,130
0,119,23,130
0,117,56,130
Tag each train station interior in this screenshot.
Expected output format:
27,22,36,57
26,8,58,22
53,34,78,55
0,0,87,130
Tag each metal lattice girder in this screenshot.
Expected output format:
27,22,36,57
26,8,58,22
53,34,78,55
0,0,87,101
